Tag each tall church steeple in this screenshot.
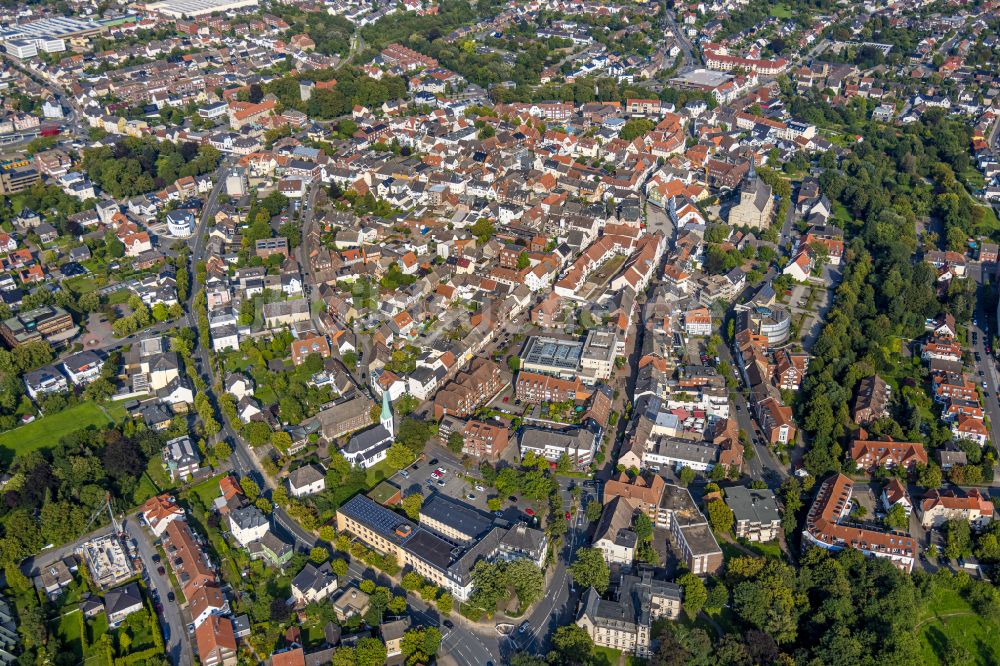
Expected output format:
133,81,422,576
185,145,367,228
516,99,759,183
380,390,394,437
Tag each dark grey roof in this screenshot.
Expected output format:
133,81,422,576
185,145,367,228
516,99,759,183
402,528,456,571
104,581,142,615
725,485,780,525
63,350,102,373
291,561,336,595
419,494,492,541
344,425,393,455
594,496,637,549
338,494,417,546
380,617,410,642
498,523,546,555
230,504,268,531
288,463,325,489
578,572,681,632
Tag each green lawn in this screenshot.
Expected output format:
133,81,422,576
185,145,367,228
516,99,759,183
769,3,792,17
132,472,161,505
593,646,622,666
0,402,127,463
917,586,1000,665
64,276,100,295
920,613,1000,665
187,473,226,508
53,610,84,662
738,539,784,560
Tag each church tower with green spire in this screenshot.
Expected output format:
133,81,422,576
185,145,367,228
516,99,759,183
380,390,394,438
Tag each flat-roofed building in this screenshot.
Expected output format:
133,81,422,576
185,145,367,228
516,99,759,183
580,330,618,382
1,305,76,348
657,484,723,575
520,336,583,380
0,163,41,194
143,0,260,18
419,493,492,544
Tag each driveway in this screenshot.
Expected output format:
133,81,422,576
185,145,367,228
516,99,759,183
125,520,193,666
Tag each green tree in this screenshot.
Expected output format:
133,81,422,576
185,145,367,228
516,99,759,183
331,559,349,578
470,218,495,244
508,560,545,608
401,493,424,520
678,572,707,620
309,546,329,564
619,118,654,141
271,431,292,453
679,466,696,486
401,572,423,591
355,637,388,666
241,477,260,502
386,442,416,470
585,499,603,522
447,431,464,454
243,420,272,447
569,547,610,594
435,592,453,615
885,503,908,530
549,625,595,665
943,519,972,560
706,499,735,534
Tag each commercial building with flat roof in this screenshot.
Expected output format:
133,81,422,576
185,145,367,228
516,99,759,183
520,336,583,380
141,0,259,18
1,305,76,348
0,163,41,195
419,493,493,544
337,494,548,601
580,330,618,381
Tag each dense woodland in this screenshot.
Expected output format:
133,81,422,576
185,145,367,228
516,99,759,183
82,138,222,199
795,107,996,476
0,419,171,570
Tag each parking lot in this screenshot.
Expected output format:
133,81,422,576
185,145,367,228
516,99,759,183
387,456,548,526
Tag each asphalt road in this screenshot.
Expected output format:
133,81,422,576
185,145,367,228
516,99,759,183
186,170,502,665
967,261,1000,450
125,519,193,665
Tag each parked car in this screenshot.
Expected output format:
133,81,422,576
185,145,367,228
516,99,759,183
475,485,485,491
157,566,165,576
524,508,536,516
167,591,175,602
